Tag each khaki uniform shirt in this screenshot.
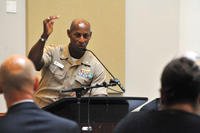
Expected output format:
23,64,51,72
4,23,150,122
33,44,107,107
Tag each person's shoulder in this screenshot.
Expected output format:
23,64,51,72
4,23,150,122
83,51,103,67
84,51,94,60
117,111,148,124
45,44,65,49
43,44,59,53
44,44,68,56
118,110,161,125
39,110,80,131
48,113,80,132
127,111,152,119
115,110,200,133
42,110,78,125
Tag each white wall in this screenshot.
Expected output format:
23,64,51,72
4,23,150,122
179,0,200,53
0,0,26,112
125,0,180,102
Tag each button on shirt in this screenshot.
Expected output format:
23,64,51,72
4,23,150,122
33,44,107,107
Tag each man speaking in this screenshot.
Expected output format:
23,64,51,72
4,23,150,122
28,16,107,107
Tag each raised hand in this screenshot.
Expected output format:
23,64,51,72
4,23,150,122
42,16,59,39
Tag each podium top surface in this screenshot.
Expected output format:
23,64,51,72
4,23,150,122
43,96,148,111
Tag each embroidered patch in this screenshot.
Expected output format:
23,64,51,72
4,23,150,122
78,68,93,79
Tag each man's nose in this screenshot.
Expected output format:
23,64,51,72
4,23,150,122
78,35,86,43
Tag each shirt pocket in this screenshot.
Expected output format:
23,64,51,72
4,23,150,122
75,75,91,86
49,63,66,81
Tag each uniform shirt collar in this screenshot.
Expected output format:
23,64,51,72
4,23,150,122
60,45,90,67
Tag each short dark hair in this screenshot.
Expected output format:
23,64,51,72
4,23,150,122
161,57,200,106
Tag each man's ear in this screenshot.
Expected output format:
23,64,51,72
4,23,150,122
0,81,3,94
0,87,3,94
195,95,200,114
197,95,200,104
90,31,92,37
33,78,39,92
67,29,71,38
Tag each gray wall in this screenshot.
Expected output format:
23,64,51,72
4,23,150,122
0,0,26,112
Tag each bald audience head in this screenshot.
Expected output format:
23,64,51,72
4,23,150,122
0,55,38,107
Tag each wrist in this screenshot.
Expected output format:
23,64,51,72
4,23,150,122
40,34,48,42
40,37,46,42
41,33,49,40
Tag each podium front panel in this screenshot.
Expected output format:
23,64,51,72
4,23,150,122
43,96,148,133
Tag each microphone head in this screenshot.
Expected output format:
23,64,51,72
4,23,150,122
102,82,108,87
109,79,119,84
109,79,125,92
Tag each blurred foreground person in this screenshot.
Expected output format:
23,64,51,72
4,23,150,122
115,57,200,133
0,55,80,133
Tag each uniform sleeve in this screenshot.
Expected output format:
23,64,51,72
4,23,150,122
90,62,107,96
42,45,56,67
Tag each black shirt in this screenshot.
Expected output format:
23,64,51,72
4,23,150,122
114,109,200,133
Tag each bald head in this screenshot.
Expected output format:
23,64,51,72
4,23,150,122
0,55,36,93
69,18,91,32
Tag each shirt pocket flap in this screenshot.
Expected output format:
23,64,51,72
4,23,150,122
75,75,90,86
49,63,66,80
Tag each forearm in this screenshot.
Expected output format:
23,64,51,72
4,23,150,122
28,16,58,71
28,35,47,71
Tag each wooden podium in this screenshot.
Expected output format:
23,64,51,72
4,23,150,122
43,97,148,133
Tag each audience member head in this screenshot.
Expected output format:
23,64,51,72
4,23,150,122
67,18,92,59
160,57,200,112
0,55,38,107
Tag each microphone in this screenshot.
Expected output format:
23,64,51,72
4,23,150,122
109,79,125,92
86,49,125,92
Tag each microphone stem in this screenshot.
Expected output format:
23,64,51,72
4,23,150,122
86,49,116,79
87,49,125,92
